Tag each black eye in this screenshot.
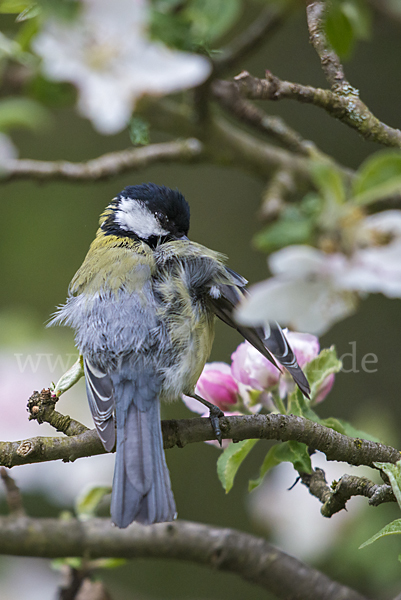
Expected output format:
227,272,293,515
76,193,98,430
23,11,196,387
155,211,169,224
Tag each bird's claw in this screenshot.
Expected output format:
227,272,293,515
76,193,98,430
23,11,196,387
188,393,224,446
208,405,224,446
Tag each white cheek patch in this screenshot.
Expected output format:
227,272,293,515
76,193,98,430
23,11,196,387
115,198,168,239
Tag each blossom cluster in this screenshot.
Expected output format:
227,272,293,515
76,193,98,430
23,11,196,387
183,331,334,418
237,210,401,335
33,0,211,134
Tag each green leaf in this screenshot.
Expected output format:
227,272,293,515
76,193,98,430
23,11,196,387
16,17,39,51
253,217,312,253
29,76,75,107
320,417,380,443
352,150,401,205
288,347,341,416
359,519,401,549
0,0,32,13
129,116,150,147
353,176,401,206
0,97,50,132
52,556,126,571
310,161,346,205
249,441,311,491
75,485,111,520
36,0,80,20
151,0,241,51
91,558,127,569
324,2,355,59
217,439,259,493
374,461,401,509
16,3,40,20
304,346,342,404
51,557,83,571
341,0,372,40
186,0,241,43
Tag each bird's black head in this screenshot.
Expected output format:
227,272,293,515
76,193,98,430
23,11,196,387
100,183,190,247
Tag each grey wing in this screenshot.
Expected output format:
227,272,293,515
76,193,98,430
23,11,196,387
84,358,116,452
209,270,311,398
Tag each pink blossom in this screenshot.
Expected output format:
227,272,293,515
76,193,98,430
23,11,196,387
231,341,280,391
314,373,335,404
182,362,239,414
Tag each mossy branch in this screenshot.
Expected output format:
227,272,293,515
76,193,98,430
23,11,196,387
1,399,400,470
300,468,396,517
226,71,401,148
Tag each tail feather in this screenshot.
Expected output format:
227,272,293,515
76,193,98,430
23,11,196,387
110,378,176,528
208,278,310,397
264,323,311,398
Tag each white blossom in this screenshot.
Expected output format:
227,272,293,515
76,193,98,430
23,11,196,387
237,210,401,335
237,246,358,335
33,0,211,134
338,211,401,297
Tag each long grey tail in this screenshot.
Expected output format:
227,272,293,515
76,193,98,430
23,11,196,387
110,379,176,528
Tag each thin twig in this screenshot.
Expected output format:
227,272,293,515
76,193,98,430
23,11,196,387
0,139,203,182
212,79,318,156
300,469,396,517
28,389,89,437
0,467,26,517
259,169,294,221
306,0,350,92
0,517,371,600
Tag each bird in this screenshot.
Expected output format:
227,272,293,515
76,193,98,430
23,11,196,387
50,183,310,528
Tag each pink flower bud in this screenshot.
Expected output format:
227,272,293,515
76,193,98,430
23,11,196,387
182,362,239,414
197,365,239,411
231,341,280,391
314,373,335,404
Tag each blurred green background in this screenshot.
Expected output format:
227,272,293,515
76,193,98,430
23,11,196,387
1,5,401,599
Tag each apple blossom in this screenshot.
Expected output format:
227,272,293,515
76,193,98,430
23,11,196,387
237,208,401,336
231,341,280,390
182,362,239,415
33,0,211,134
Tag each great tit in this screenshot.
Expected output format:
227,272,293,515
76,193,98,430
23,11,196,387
51,183,310,528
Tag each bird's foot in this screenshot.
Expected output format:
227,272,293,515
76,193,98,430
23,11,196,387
188,393,224,446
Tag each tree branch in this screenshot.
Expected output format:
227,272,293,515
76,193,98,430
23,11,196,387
259,169,294,221
0,139,203,182
212,79,318,157
306,0,350,92
141,99,314,181
0,467,26,517
28,389,89,437
229,70,401,148
300,468,396,517
1,412,400,470
0,517,370,600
